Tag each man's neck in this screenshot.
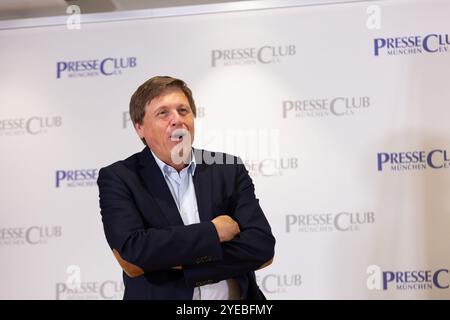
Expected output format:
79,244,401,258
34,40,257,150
151,148,193,173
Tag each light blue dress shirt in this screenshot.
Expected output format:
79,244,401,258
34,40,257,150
151,150,241,300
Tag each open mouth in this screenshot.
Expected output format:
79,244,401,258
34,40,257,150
169,128,188,142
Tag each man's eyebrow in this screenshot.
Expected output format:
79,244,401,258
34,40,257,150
153,104,189,113
154,105,168,112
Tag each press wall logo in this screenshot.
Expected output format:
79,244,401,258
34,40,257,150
244,158,299,178
56,280,124,300
211,45,296,67
256,273,302,294
0,226,62,246
377,149,450,172
56,57,137,79
0,116,62,136
286,211,375,233
367,265,449,291
55,169,99,188
282,96,370,119
373,33,450,56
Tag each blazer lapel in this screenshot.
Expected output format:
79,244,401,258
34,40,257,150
193,149,214,222
138,147,184,226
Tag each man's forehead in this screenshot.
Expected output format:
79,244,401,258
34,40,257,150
146,87,189,109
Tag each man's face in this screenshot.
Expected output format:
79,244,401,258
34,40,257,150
134,87,195,168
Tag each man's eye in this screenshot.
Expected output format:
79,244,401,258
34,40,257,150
158,110,167,116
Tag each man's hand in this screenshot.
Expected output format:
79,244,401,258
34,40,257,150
112,249,144,278
211,215,240,242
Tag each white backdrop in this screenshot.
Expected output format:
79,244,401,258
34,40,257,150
1,0,450,299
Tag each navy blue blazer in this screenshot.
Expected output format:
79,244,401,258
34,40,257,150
97,147,275,300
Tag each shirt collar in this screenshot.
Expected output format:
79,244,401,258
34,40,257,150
151,148,196,176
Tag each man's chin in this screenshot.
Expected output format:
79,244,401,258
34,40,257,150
169,140,193,164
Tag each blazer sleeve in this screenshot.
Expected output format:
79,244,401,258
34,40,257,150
97,165,223,273
182,159,276,287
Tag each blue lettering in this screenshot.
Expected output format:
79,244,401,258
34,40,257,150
56,62,67,78
387,38,395,49
401,152,409,163
100,58,114,75
129,57,136,68
416,270,425,282
423,34,438,53
440,34,450,45
433,269,449,289
400,37,409,48
427,149,443,169
377,153,389,171
425,270,432,283
382,271,395,290
409,271,418,282
56,170,66,188
374,38,386,56
74,170,84,180
414,36,422,47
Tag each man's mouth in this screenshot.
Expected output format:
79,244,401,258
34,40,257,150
169,129,188,142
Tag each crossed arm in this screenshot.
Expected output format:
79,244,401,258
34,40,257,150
98,162,275,286
112,215,274,277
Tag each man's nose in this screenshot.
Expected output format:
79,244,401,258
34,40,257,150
169,110,181,126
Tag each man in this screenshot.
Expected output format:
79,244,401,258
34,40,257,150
97,76,275,300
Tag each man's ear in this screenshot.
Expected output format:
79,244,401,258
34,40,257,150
134,121,144,139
